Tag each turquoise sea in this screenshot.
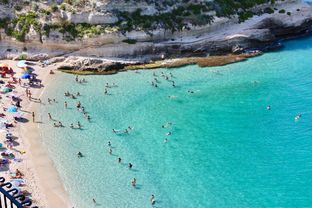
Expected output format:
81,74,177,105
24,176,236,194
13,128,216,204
39,36,312,208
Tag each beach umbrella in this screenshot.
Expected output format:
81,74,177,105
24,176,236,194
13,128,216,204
10,179,24,187
21,73,30,79
7,106,17,112
17,60,27,68
0,63,8,67
13,112,23,119
0,122,6,129
1,87,12,93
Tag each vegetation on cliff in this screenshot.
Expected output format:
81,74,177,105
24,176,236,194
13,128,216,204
0,0,294,42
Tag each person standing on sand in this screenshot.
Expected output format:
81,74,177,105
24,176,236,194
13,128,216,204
48,113,52,120
32,112,35,122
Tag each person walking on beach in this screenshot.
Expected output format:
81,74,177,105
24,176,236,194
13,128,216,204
32,112,35,122
48,113,52,120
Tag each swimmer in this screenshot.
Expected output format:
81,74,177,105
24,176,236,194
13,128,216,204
58,121,63,127
77,152,83,158
128,163,133,169
150,194,156,205
118,157,121,163
109,148,112,155
64,101,68,108
87,115,91,121
164,138,168,143
124,129,129,134
77,92,80,96
267,105,271,110
131,178,136,187
108,141,111,147
166,132,172,136
75,76,78,82
187,90,194,94
295,114,302,121
77,122,81,129
70,123,74,128
112,129,117,133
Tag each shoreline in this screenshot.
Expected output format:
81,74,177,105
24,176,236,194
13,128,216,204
21,72,72,207
2,60,72,207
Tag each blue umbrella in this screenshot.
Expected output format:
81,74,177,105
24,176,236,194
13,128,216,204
1,87,12,93
17,60,27,68
21,73,31,79
7,106,17,112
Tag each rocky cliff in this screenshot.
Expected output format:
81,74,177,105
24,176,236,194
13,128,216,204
0,0,311,64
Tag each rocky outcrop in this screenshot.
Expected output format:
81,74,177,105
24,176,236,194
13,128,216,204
66,12,118,24
57,56,135,73
0,1,311,64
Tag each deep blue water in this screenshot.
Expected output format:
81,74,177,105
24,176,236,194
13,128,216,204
39,36,312,207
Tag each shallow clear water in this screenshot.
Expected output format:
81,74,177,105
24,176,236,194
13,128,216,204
39,36,312,208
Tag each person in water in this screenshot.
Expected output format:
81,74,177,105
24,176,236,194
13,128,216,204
150,194,156,205
131,178,136,187
70,123,74,128
108,141,111,147
64,101,68,108
128,163,133,169
77,122,81,129
77,152,83,158
109,148,112,155
267,105,271,110
118,157,121,163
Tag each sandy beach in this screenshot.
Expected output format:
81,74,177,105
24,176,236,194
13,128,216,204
0,60,72,207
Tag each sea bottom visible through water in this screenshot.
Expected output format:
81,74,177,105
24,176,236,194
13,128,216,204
39,36,312,208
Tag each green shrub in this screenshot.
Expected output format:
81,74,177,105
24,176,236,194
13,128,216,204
19,54,27,60
264,7,274,14
60,3,66,11
122,39,137,44
287,12,291,16
50,4,58,12
279,9,286,13
238,11,254,22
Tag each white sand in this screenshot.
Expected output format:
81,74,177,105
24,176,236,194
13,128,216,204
0,60,72,207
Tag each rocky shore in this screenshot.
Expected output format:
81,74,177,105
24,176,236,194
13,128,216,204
0,1,311,74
